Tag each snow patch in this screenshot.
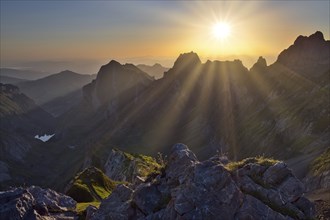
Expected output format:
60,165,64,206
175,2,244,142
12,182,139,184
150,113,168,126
34,134,55,142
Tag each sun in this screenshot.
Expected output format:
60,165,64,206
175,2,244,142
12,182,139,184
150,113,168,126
212,22,231,39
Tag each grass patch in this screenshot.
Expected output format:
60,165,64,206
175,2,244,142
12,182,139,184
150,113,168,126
76,201,100,213
66,167,119,202
225,156,279,171
312,148,330,175
76,201,100,220
112,148,163,179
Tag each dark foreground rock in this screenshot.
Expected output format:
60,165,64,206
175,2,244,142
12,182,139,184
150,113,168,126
0,185,77,220
91,144,315,220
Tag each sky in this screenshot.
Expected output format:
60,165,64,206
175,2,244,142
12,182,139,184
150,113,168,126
1,1,329,74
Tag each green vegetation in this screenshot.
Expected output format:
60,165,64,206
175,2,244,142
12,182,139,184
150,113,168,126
66,167,126,217
225,156,279,171
76,201,101,220
66,167,119,203
114,148,163,178
76,201,100,213
312,148,330,175
67,149,163,217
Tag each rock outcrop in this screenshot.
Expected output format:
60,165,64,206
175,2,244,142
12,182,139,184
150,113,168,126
0,185,77,220
91,144,315,220
104,149,162,183
250,56,267,73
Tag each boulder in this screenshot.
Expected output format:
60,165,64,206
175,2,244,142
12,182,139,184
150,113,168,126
0,186,77,220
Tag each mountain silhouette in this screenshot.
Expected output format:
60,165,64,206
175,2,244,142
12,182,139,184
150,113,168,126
276,31,330,83
56,32,328,165
137,63,169,79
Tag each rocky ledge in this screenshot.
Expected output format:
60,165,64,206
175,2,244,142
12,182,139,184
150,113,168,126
0,185,77,220
90,144,315,220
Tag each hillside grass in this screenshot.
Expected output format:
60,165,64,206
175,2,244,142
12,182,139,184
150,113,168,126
66,167,119,203
312,148,330,175
225,156,279,171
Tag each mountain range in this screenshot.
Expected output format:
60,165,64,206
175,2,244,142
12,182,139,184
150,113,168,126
57,32,329,163
0,68,51,80
0,31,329,219
0,70,96,116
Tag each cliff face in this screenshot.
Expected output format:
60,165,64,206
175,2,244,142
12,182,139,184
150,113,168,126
90,144,315,220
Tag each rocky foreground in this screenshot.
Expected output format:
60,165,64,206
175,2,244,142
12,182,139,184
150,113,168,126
0,186,76,219
0,144,316,219
91,144,314,220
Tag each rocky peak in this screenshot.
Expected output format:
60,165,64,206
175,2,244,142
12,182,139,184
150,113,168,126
91,144,315,220
164,52,202,79
96,60,122,81
294,31,325,45
173,51,201,69
83,59,153,109
276,31,330,77
250,56,267,72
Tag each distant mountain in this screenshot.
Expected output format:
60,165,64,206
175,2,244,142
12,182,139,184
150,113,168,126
0,83,55,188
82,61,153,109
57,32,329,166
16,70,95,116
0,68,51,80
0,75,28,84
57,61,154,138
137,63,169,79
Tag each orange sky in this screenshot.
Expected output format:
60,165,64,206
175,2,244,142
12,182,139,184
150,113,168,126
1,1,329,73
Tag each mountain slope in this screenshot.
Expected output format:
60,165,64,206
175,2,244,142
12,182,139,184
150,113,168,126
0,83,55,188
16,70,95,116
57,61,154,140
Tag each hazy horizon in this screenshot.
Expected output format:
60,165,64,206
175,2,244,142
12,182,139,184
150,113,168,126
1,1,329,74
